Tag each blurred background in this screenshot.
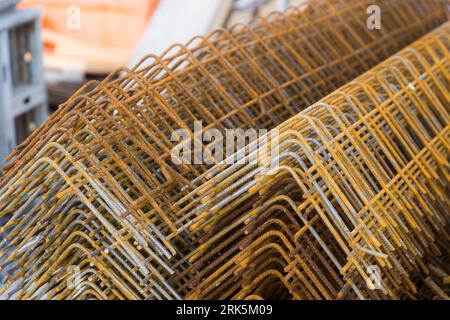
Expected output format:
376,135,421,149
0,0,306,166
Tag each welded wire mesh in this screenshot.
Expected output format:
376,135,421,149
181,24,450,299
0,0,448,300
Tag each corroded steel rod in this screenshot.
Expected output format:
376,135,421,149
0,0,448,300
183,24,450,299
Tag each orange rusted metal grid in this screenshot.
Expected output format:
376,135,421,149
181,23,450,299
0,0,448,300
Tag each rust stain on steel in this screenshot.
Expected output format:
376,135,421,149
0,0,448,300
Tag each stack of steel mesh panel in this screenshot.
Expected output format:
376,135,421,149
0,0,448,300
182,24,450,299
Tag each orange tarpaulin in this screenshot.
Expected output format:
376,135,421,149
19,0,159,73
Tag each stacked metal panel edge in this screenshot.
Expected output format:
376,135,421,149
183,23,450,299
0,0,448,300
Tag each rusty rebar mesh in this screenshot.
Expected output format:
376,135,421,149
181,23,450,299
0,0,448,300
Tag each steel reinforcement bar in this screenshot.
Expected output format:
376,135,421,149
0,0,448,300
181,23,450,300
